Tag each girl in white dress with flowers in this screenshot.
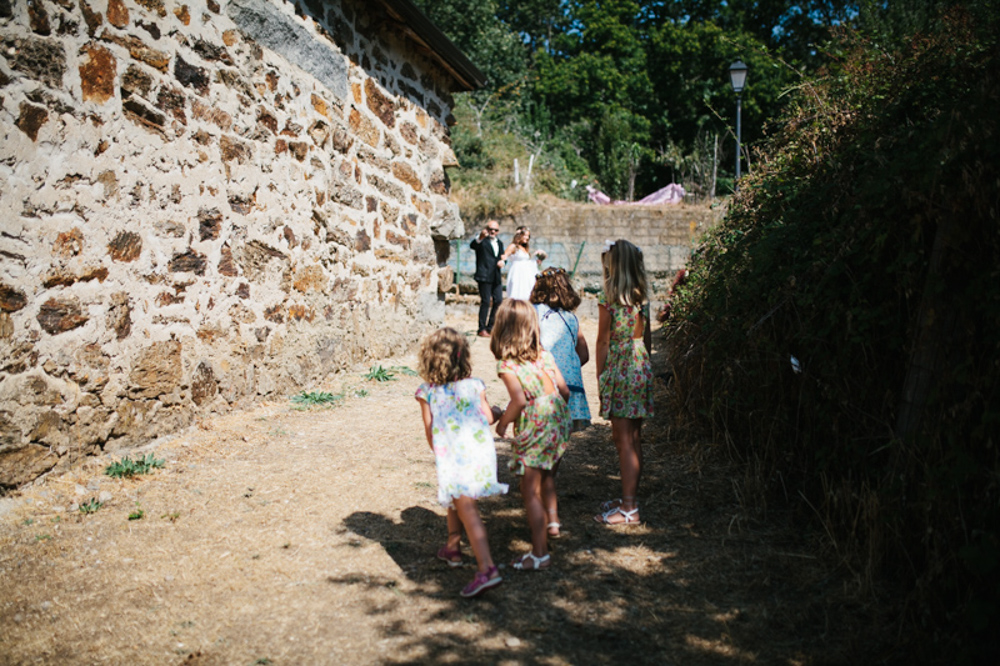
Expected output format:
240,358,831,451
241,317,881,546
415,327,508,598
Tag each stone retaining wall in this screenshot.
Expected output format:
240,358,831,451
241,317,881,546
450,201,724,292
0,0,468,488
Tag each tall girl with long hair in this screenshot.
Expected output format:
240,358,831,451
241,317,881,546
594,239,653,525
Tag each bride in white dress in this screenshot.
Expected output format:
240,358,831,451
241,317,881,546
502,228,539,301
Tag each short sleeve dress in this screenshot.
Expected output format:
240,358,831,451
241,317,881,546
497,351,571,474
415,378,508,508
598,292,653,420
535,303,591,427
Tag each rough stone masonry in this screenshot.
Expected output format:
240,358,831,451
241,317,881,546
0,0,475,488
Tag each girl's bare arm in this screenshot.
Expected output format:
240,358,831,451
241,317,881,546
596,304,611,378
479,391,501,425
417,398,434,450
551,362,570,401
643,305,652,355
496,372,526,437
576,327,590,366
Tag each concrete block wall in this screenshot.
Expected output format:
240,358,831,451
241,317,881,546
0,0,466,488
452,202,723,293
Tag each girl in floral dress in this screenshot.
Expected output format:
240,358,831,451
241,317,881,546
594,239,653,526
491,299,571,570
415,328,508,598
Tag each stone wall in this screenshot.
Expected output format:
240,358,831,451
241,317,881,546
0,0,468,489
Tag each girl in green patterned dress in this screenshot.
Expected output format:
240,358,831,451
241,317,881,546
491,299,572,570
594,239,653,526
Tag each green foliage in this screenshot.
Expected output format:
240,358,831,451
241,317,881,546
128,507,144,521
79,498,103,514
426,0,853,205
290,390,343,407
364,365,397,382
105,453,165,479
664,8,1000,659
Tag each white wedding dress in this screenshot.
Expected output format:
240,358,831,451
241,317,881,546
506,248,536,301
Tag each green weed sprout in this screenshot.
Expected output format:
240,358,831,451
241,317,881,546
79,498,103,514
105,453,165,478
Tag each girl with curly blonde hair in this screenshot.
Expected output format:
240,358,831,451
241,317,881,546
415,328,507,597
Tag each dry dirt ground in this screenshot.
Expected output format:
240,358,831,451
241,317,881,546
0,308,880,665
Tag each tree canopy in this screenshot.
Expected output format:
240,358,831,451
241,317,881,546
413,0,859,203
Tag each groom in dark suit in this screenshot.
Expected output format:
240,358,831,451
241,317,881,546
470,219,504,337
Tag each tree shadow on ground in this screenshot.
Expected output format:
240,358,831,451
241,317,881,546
338,333,883,664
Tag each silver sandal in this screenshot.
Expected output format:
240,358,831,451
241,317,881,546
511,552,551,570
594,506,640,525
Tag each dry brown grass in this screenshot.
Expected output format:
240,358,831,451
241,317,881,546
0,308,885,665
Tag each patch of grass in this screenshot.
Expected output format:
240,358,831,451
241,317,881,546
128,504,145,521
79,498,103,514
161,512,180,522
363,365,396,382
253,659,273,665
353,388,370,398
35,534,52,542
22,518,34,526
105,453,165,479
388,365,419,377
289,390,343,407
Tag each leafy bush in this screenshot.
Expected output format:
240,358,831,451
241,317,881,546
663,8,1000,660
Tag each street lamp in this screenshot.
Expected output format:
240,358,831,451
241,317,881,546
729,60,748,190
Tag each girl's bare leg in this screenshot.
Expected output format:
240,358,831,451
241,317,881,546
520,468,549,557
445,507,462,550
542,460,561,535
612,417,643,517
453,496,496,574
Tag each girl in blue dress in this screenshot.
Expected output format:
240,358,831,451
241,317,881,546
415,327,508,597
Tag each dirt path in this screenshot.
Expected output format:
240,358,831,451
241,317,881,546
0,310,871,665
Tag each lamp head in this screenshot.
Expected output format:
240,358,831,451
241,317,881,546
729,60,748,94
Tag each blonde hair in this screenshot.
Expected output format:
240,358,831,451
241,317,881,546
602,239,647,307
418,327,472,385
489,299,542,363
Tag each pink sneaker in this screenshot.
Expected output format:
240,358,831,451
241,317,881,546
460,566,502,598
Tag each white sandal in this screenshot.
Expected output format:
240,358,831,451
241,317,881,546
511,552,551,570
595,506,640,525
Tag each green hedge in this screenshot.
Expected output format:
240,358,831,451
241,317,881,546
664,9,999,660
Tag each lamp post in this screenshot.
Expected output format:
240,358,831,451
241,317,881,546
729,60,748,191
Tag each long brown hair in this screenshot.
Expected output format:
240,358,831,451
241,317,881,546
512,229,530,254
602,239,647,307
418,327,472,385
489,299,542,363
